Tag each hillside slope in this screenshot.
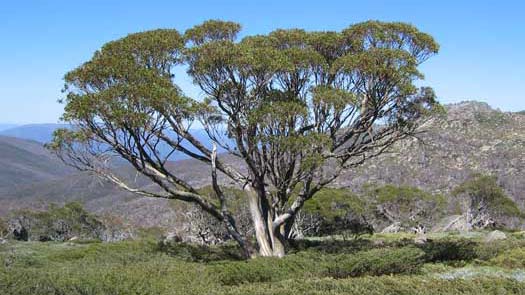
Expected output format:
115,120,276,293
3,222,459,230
0,124,68,143
343,101,525,206
0,101,523,228
0,136,72,192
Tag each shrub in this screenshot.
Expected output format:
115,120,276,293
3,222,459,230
157,240,243,262
7,203,104,242
209,247,426,286
452,174,524,229
474,238,525,261
325,247,425,278
288,238,373,254
224,276,525,295
489,247,525,268
362,184,447,231
299,188,372,238
420,239,478,263
6,203,133,242
2,237,525,295
209,252,321,285
0,217,8,238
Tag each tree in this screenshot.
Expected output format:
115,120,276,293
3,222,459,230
453,174,523,230
49,20,440,257
363,184,446,233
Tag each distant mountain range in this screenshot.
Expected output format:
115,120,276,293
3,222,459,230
0,101,524,229
0,124,67,143
0,123,231,161
0,124,19,132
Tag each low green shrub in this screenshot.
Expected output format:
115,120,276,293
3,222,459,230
420,239,477,263
209,252,321,285
490,247,525,268
6,203,135,243
325,246,425,278
301,189,373,237
2,236,525,295
452,175,525,226
211,246,427,285
224,276,525,295
288,238,373,254
157,240,243,262
474,238,525,261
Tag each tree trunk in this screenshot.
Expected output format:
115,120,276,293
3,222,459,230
245,186,288,257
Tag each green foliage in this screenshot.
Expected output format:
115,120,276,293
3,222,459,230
2,234,525,294
453,174,523,218
209,247,425,285
365,184,445,206
210,254,316,286
326,247,425,278
0,217,7,238
363,184,447,229
304,188,366,218
420,239,478,264
301,188,372,237
490,247,525,268
8,202,104,242
158,240,243,262
51,19,442,257
474,238,525,261
223,277,524,295
288,237,374,254
0,240,213,295
184,20,241,45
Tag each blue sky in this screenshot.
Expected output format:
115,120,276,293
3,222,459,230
1,0,524,124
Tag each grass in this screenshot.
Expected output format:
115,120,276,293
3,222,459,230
1,232,525,294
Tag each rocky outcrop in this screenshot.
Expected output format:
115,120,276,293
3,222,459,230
431,215,469,232
343,102,525,208
485,230,507,242
381,222,403,233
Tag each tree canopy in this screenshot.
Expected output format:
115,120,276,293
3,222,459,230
49,20,440,257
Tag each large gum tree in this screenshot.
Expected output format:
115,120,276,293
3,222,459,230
49,20,440,258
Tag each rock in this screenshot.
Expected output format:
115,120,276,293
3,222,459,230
381,222,402,233
485,230,507,242
100,228,134,242
431,215,469,232
162,232,182,244
373,239,385,247
0,238,7,245
414,233,427,244
8,218,29,241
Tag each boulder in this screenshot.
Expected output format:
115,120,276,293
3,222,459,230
372,239,385,247
414,233,428,244
485,230,507,242
8,218,29,241
431,215,469,232
381,222,402,233
162,232,183,245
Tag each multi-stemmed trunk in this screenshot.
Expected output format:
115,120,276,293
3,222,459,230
216,186,291,258
244,187,290,257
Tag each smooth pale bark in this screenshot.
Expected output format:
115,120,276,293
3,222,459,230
246,187,273,256
245,186,287,257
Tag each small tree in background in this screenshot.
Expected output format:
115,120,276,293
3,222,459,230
49,20,439,257
453,174,523,230
364,184,447,233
